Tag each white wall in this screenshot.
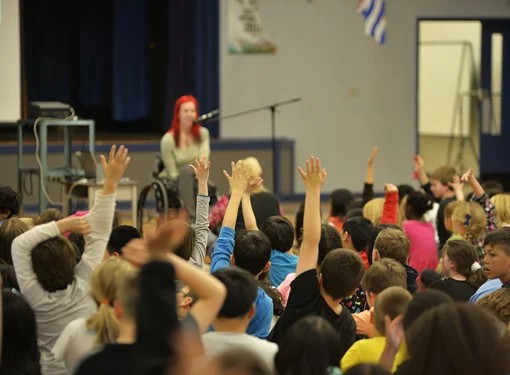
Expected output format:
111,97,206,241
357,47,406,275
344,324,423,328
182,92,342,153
220,0,510,193
419,21,481,136
0,0,21,123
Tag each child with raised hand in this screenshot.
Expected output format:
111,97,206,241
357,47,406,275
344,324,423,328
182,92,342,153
269,157,365,361
341,287,412,373
413,155,457,249
11,145,130,375
210,160,274,338
430,240,487,301
402,191,438,273
52,257,134,372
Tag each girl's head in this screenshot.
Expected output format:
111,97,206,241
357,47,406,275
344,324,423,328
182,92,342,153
444,200,464,231
2,289,41,375
451,201,487,242
477,287,510,325
405,192,434,220
173,222,195,261
243,157,267,193
491,194,510,228
275,316,342,375
363,198,384,226
403,289,453,330
37,208,63,225
169,95,201,145
406,303,510,375
441,240,487,289
0,218,29,265
87,258,134,345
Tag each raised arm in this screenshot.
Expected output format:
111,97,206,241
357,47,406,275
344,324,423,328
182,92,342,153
168,253,226,333
161,133,179,180
77,145,130,279
380,184,399,225
295,157,327,276
362,147,378,205
210,161,251,272
448,175,465,201
189,155,211,268
242,177,264,231
463,168,497,232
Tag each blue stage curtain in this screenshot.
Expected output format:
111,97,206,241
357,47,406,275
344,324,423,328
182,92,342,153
112,0,151,121
164,0,220,138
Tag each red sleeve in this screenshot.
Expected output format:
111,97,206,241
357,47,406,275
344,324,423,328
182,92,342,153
380,191,398,224
208,195,229,229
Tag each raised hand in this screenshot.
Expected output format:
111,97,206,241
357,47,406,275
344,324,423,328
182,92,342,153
460,168,474,183
368,146,379,167
413,155,424,171
298,156,327,190
384,315,405,351
190,155,210,183
245,177,263,195
449,174,464,190
100,145,130,183
223,160,251,195
56,216,91,235
384,183,398,194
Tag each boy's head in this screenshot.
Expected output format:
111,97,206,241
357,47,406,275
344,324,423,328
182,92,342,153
477,287,510,325
260,216,294,253
32,236,77,292
319,249,364,301
428,165,457,199
0,218,29,265
0,186,21,220
176,285,198,318
37,208,63,225
444,200,464,231
213,267,258,322
318,224,343,265
106,225,142,259
295,202,323,248
114,268,140,322
484,227,510,283
232,230,271,277
373,286,412,336
361,258,407,308
373,228,410,265
342,217,373,252
329,189,354,218
367,224,401,266
402,290,453,330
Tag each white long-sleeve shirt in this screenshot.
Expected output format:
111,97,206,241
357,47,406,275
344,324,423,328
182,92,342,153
12,191,116,375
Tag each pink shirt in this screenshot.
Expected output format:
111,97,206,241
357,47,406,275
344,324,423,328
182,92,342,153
403,220,438,273
277,273,296,307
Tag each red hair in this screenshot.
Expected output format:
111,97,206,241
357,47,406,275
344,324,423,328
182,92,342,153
169,95,202,147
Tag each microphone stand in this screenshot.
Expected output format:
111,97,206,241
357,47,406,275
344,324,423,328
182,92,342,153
201,98,301,195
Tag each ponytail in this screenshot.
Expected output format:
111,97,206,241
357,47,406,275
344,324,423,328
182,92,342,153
467,268,487,290
443,240,487,289
86,302,119,345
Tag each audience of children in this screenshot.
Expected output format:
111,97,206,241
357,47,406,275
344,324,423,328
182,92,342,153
1,148,510,375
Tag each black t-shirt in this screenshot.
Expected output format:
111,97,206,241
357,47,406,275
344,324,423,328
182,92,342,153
429,277,477,302
74,343,136,375
268,269,356,360
235,192,281,231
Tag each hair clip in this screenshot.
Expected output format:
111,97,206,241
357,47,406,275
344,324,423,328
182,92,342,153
464,214,472,226
471,262,481,272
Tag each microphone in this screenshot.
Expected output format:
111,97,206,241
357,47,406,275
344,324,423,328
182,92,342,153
194,109,220,124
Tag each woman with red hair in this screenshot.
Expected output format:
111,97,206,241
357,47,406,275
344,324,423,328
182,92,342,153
159,95,211,220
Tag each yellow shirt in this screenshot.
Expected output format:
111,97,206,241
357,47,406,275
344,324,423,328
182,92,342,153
340,336,407,373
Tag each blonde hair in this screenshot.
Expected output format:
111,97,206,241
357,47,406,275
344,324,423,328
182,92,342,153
452,201,487,243
87,258,134,345
117,268,140,320
364,198,401,226
374,286,412,335
0,218,29,265
243,157,267,193
174,222,195,261
491,194,510,228
361,258,407,295
444,200,464,221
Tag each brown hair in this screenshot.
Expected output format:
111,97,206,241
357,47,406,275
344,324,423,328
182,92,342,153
374,228,410,264
31,236,77,292
429,165,457,186
491,194,510,228
38,208,63,224
443,240,487,289
117,269,140,320
452,202,487,243
373,286,412,335
0,218,29,265
484,227,510,256
477,288,510,325
87,258,134,345
319,249,364,300
406,303,510,375
362,258,407,294
173,222,195,261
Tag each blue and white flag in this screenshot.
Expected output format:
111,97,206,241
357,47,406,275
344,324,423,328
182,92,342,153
357,0,387,44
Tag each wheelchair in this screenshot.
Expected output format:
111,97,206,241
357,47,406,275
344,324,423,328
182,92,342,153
137,154,217,230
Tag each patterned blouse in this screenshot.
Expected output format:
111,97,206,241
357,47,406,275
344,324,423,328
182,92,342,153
470,193,497,265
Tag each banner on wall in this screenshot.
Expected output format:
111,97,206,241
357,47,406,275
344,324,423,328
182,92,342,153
228,0,276,54
357,0,387,45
